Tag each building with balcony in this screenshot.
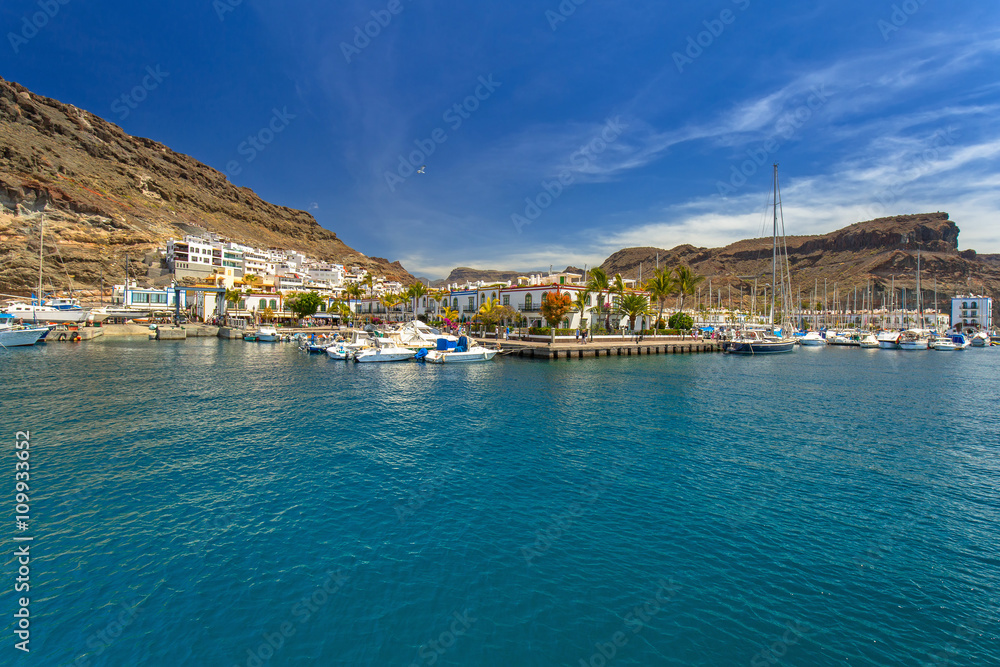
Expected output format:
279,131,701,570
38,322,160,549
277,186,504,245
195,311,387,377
950,295,993,332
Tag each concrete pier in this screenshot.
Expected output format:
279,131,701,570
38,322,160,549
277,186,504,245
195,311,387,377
155,327,187,340
486,339,722,359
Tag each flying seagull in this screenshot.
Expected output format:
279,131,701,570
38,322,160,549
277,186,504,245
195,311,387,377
417,165,426,174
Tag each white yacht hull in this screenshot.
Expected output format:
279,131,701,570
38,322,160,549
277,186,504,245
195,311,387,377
6,305,89,323
354,348,416,363
425,348,498,363
0,327,48,347
898,340,929,350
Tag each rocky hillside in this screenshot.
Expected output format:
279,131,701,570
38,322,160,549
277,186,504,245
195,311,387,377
0,76,413,294
601,213,1000,312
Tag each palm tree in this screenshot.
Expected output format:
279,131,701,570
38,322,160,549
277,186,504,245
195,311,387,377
406,282,428,319
611,274,627,316
362,273,374,299
571,289,591,331
620,292,650,333
645,267,676,330
586,267,611,334
674,265,705,312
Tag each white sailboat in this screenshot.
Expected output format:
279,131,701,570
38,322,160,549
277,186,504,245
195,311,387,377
5,213,95,324
724,164,796,355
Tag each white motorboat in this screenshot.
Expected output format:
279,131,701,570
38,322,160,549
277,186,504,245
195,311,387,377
876,330,901,349
0,317,48,347
257,326,279,342
799,331,825,346
422,336,498,363
970,331,989,347
354,339,416,363
325,345,355,360
394,320,458,348
859,333,880,348
828,331,861,346
933,334,970,351
898,329,930,350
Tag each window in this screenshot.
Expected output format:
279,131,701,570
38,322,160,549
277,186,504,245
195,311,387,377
503,295,509,306
132,293,150,304
320,303,326,312
453,298,458,309
270,299,277,310
525,294,533,309
559,276,565,285
468,297,475,310
239,300,246,309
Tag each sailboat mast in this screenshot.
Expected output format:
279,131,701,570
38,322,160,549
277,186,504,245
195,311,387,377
770,164,778,328
38,214,44,309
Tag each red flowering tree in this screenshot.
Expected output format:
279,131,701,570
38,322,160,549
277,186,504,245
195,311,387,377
541,290,573,345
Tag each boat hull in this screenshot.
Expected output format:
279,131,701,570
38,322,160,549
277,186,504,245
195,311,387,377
6,305,89,324
354,349,416,363
724,340,796,354
898,341,929,350
425,349,498,363
0,327,48,347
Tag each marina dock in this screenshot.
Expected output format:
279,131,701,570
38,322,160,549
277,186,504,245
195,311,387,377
487,338,722,359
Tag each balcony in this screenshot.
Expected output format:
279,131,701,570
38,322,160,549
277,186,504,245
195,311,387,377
518,302,540,311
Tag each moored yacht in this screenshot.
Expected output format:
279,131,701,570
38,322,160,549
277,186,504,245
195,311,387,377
800,331,825,346
859,333,880,348
354,338,416,363
0,315,48,347
420,336,498,363
898,329,930,350
876,330,901,349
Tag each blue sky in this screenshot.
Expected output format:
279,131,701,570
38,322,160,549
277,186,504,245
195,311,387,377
3,0,999,278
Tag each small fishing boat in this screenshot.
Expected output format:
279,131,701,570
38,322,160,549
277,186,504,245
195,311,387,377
970,331,989,347
257,326,279,342
325,345,355,360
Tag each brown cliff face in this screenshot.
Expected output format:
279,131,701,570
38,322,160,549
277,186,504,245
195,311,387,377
600,212,1000,315
0,77,413,292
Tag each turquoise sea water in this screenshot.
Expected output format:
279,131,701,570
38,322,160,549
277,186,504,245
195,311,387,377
2,339,999,666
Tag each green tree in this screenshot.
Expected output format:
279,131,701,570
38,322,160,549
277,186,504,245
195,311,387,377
586,267,611,334
668,311,694,331
286,291,323,321
674,265,705,312
406,282,428,318
541,290,573,344
644,267,676,330
620,293,650,332
572,289,591,330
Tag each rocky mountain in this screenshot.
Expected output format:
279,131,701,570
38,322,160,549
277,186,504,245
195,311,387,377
0,76,413,294
600,213,1000,312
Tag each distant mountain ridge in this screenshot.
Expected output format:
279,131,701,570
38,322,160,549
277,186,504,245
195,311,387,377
600,213,1000,310
0,76,414,292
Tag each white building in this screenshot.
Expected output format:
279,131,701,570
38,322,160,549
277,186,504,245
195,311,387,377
951,295,993,332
